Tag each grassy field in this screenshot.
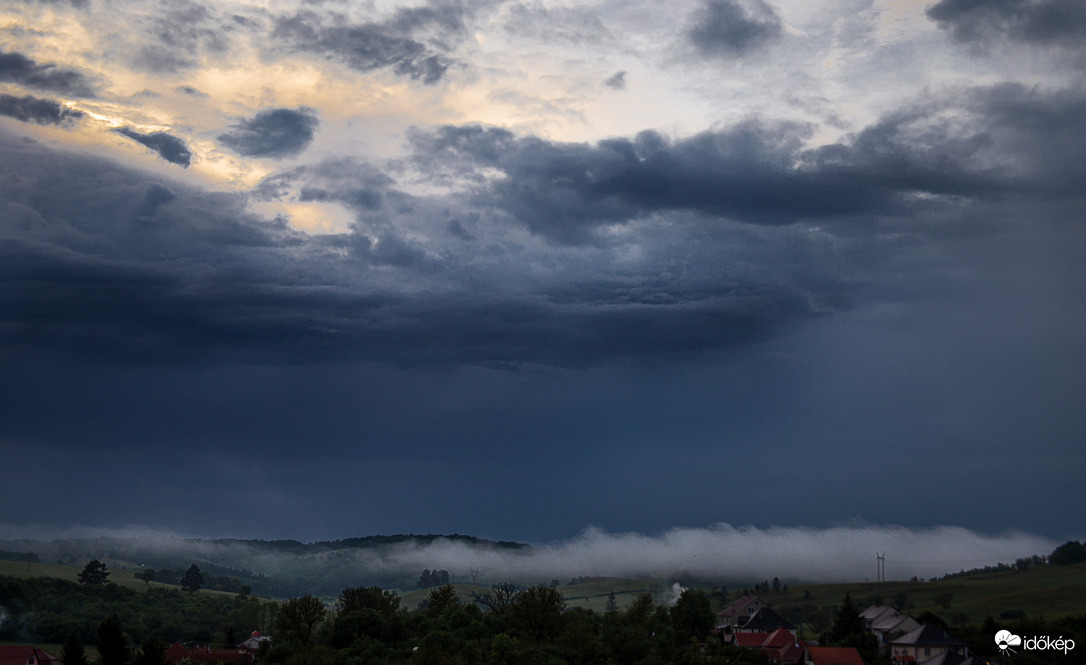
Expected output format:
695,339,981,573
0,560,248,598
3,557,1083,624
739,561,1086,624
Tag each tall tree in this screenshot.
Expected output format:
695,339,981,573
276,594,326,646
136,569,156,585
671,589,715,644
96,615,127,665
134,637,167,665
479,582,519,615
61,630,88,665
426,583,460,618
338,585,401,617
181,564,204,594
78,559,110,585
511,584,565,646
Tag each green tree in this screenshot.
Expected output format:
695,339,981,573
134,637,167,665
511,584,565,646
136,569,156,585
671,589,715,644
78,559,110,586
934,591,954,611
181,564,204,594
96,615,127,665
825,593,879,663
337,585,401,617
276,594,326,646
1050,540,1086,565
61,630,89,665
426,583,460,618
478,582,519,615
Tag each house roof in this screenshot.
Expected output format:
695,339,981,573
741,607,795,631
0,647,62,665
735,632,773,647
808,646,866,665
719,595,762,618
891,625,966,647
873,613,917,633
916,652,965,665
860,605,897,621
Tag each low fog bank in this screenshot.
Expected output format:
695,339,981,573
355,524,1059,584
0,523,1062,588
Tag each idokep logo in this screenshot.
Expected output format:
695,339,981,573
995,630,1021,656
995,629,1075,656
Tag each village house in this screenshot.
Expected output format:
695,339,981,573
860,605,921,647
890,624,968,664
0,647,61,665
717,595,768,630
163,642,254,665
728,627,807,664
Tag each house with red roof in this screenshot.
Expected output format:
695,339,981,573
725,628,807,664
163,642,254,665
808,645,866,665
0,647,62,665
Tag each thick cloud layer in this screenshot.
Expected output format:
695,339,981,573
1,0,1084,546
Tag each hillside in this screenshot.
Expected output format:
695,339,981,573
729,560,1086,633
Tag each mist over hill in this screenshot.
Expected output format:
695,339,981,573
0,523,1061,598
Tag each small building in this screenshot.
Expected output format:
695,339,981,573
238,631,271,654
890,625,968,664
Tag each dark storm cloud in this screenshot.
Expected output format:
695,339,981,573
0,93,83,125
273,4,470,84
0,51,96,97
604,71,626,90
218,107,319,159
4,83,1084,369
409,84,1086,244
114,127,193,167
927,0,1086,47
688,0,783,57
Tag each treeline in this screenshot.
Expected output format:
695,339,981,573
265,583,766,665
939,540,1086,580
0,575,275,646
0,550,39,563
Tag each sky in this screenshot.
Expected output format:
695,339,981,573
1,0,1085,567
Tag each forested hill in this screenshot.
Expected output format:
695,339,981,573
0,534,531,598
